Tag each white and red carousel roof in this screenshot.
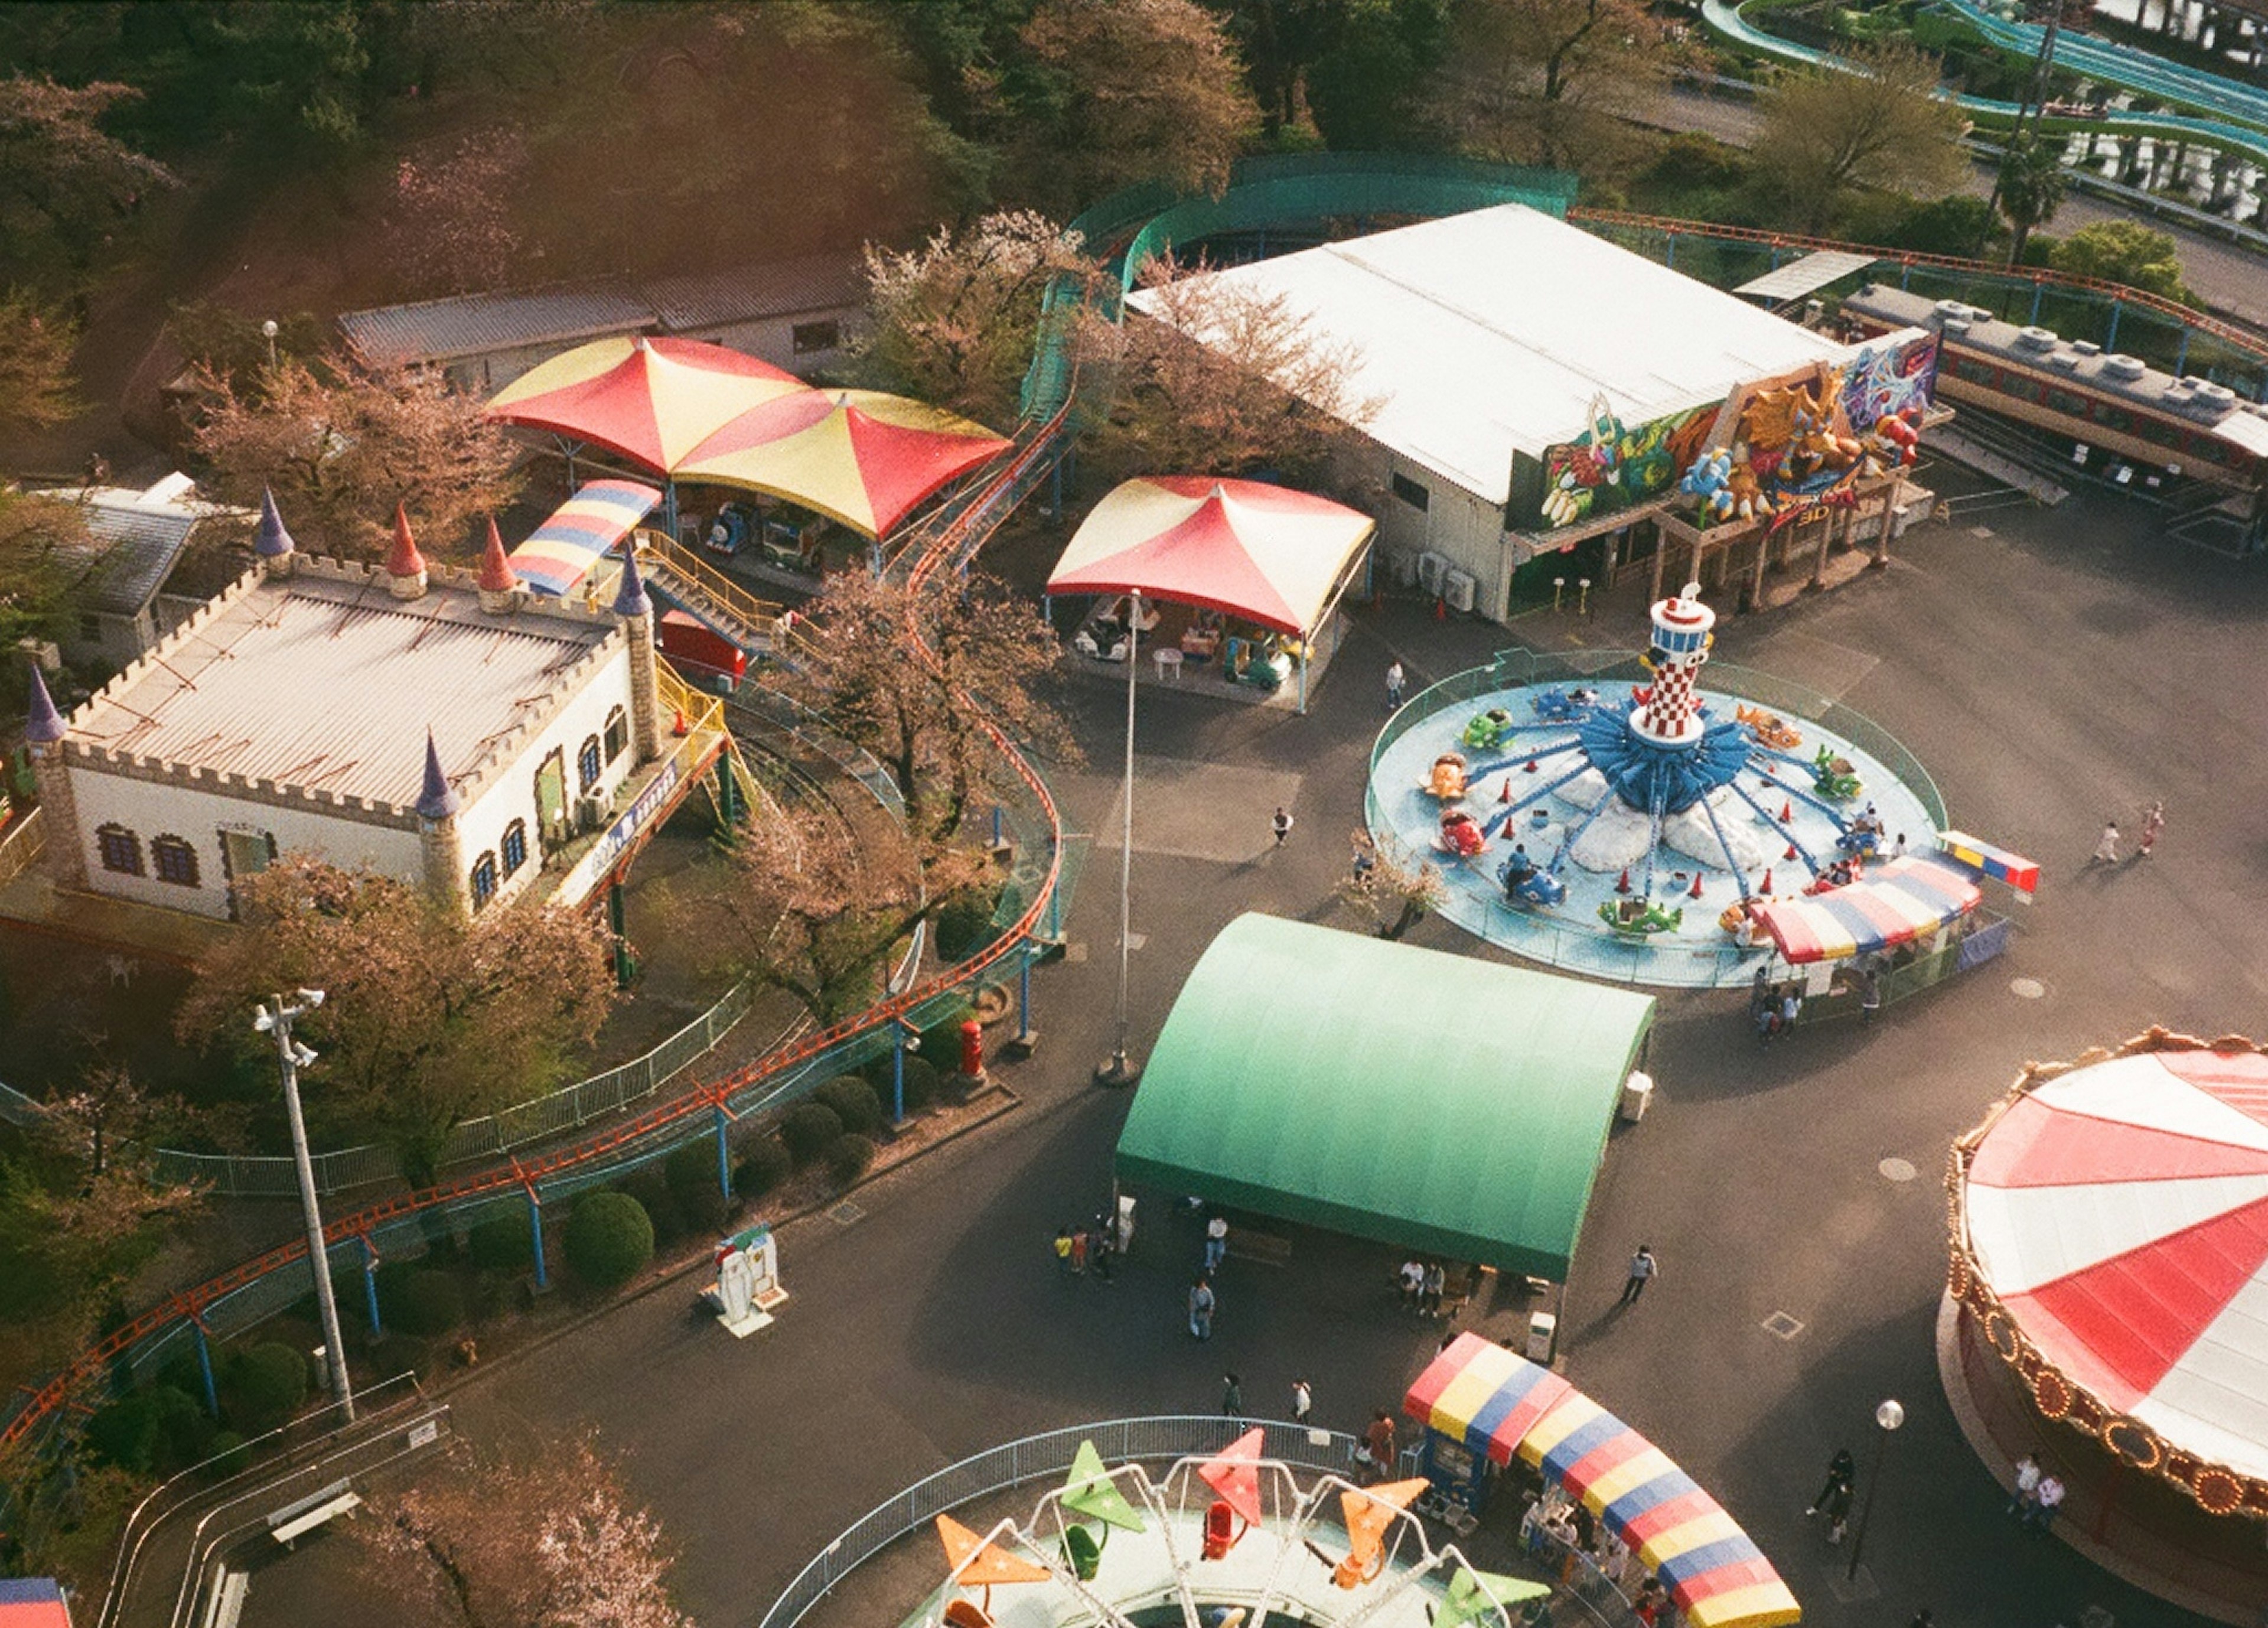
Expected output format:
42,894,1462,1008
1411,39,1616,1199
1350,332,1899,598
1962,1045,2268,1480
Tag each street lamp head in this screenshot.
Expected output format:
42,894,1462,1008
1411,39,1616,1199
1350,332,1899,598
296,988,325,1008
1876,1398,1906,1431
252,1007,275,1034
289,1042,319,1070
262,319,279,339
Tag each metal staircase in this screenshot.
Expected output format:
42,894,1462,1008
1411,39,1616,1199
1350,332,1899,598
634,532,783,656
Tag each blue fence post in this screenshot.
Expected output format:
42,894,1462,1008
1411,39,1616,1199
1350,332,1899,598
360,1236,382,1338
1899,261,1912,292
1018,949,1035,1047
714,1103,734,1199
992,806,1005,850
892,1024,908,1125
1666,232,1677,271
527,1190,548,1291
2029,281,2045,324
2174,325,2192,376
2106,298,2123,350
191,1316,219,1418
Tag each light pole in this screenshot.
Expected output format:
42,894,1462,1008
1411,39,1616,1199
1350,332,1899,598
1096,589,1142,1087
258,991,353,1423
261,318,279,370
1846,1396,1905,1581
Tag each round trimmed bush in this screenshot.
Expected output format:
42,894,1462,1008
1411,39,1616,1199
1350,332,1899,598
563,1191,654,1289
665,1141,729,1233
814,1075,884,1137
934,885,1003,960
781,1101,845,1165
377,1266,465,1337
220,1342,309,1435
896,1056,941,1112
86,1392,161,1473
826,1133,876,1189
733,1137,793,1198
468,1213,534,1273
624,1165,685,1247
205,1429,250,1477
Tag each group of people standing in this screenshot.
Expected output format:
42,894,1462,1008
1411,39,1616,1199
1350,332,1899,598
2006,1453,2065,1533
1397,1256,1453,1318
1749,970,1804,1041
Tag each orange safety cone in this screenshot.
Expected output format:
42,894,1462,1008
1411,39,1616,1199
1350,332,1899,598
1433,595,1447,620
1687,871,1705,900
1524,758,1540,773
1784,842,1798,861
1615,868,1632,895
1764,762,1777,776
672,705,690,737
1778,800,1793,823
1759,867,1774,894
1500,778,1514,803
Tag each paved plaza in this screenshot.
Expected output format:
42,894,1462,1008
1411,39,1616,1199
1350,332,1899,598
279,476,2262,1628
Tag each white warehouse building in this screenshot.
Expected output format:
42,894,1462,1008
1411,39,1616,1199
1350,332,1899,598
22,493,672,923
1128,204,1867,624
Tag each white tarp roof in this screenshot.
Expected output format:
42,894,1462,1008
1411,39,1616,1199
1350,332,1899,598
1128,203,1847,504
1732,250,1879,304
2210,405,2268,457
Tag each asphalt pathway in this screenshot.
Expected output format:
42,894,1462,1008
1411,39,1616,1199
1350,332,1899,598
389,477,2268,1628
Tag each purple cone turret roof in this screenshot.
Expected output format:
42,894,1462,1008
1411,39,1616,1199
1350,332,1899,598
24,665,66,744
415,730,460,820
612,547,652,618
253,487,296,558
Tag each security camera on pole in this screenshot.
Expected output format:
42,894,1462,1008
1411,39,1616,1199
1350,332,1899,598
257,989,354,1423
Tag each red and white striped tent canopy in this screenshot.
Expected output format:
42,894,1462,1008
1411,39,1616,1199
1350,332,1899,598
1963,1046,2268,1479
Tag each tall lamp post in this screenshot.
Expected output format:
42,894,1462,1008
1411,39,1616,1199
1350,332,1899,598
261,318,279,370
1846,1396,1905,1581
258,991,354,1424
1095,588,1142,1088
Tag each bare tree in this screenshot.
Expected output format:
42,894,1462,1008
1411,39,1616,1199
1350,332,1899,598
361,1437,693,1628
855,210,1096,428
780,569,1075,844
387,130,530,299
1429,0,1690,173
188,356,524,561
177,857,615,1187
1080,256,1380,489
0,289,80,437
1754,43,1969,232
1340,831,1445,942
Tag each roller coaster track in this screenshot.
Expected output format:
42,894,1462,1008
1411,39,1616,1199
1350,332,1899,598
0,395,1078,1467
1700,0,2268,166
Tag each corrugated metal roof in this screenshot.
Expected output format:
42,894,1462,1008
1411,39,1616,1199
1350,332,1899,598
66,572,614,810
43,484,245,616
338,282,656,368
643,252,863,331
1733,250,1878,303
1128,204,1847,502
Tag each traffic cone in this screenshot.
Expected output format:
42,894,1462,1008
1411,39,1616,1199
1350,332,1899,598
1784,841,1798,861
1500,777,1513,803
1778,800,1793,823
1615,868,1632,894
1688,871,1705,900
1524,758,1539,773
1759,867,1774,894
1764,763,1777,776
1434,595,1446,620
672,706,690,737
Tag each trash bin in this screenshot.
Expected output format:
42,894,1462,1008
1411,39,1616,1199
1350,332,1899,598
1618,1071,1653,1124
1526,1311,1557,1363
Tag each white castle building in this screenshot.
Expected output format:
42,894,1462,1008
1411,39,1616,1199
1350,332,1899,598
22,491,670,922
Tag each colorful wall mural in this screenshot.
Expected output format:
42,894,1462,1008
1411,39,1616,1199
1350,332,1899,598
1839,330,1940,434
1537,398,1719,529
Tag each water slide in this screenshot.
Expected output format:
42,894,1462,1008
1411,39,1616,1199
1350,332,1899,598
1701,0,2268,166
1938,0,2268,135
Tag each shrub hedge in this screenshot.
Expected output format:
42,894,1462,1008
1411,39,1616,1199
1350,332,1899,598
781,1101,845,1164
220,1342,309,1435
813,1075,884,1136
563,1191,654,1288
827,1133,876,1188
734,1137,793,1197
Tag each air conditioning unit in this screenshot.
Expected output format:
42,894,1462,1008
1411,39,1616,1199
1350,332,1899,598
1389,549,1420,590
576,794,607,832
1417,551,1449,598
1442,568,1477,614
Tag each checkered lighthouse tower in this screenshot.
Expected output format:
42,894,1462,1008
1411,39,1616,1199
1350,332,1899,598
1629,583,1715,745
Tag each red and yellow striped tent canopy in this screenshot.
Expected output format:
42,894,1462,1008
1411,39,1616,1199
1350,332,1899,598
1751,853,1981,965
484,335,806,473
1406,1334,1800,1628
676,389,1009,540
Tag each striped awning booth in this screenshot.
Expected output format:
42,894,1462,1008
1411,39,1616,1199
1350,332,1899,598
1751,854,1982,965
1937,829,2039,894
509,479,662,597
1405,1334,1800,1628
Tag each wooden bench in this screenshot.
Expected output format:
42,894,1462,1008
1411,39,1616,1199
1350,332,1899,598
265,1477,360,1548
201,1567,250,1628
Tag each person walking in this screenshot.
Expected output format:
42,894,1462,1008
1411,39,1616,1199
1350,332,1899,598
1351,839,1377,886
1054,1226,1075,1275
1069,1227,1089,1275
2140,799,2165,857
1204,1213,1230,1272
1748,965,1771,1028
1422,1261,1447,1318
2026,1472,2065,1533
1806,1447,1857,1517
1891,831,1908,859
1291,1379,1312,1422
1361,1411,1397,1482
1090,1222,1115,1281
2006,1453,2041,1519
1188,1277,1216,1340
1860,968,1883,1024
1221,1372,1244,1418
1618,1245,1659,1306
1386,660,1406,711
1820,1476,1856,1544
1272,806,1295,846
1778,988,1801,1034
2093,820,2121,864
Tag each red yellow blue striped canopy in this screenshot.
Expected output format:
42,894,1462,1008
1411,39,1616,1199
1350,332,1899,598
1938,829,2038,894
509,480,661,597
1751,854,1981,965
1405,1334,1800,1628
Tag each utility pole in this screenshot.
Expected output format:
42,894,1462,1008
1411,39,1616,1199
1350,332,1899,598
1982,0,2068,245
260,991,354,1423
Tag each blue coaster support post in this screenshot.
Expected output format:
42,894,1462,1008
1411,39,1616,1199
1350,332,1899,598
360,1235,383,1338
517,1165,548,1291
713,1097,736,1198
190,1310,219,1418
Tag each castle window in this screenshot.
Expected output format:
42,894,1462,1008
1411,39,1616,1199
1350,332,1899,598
501,819,527,877
151,834,200,887
470,852,499,907
604,705,629,763
578,734,603,792
96,825,144,876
